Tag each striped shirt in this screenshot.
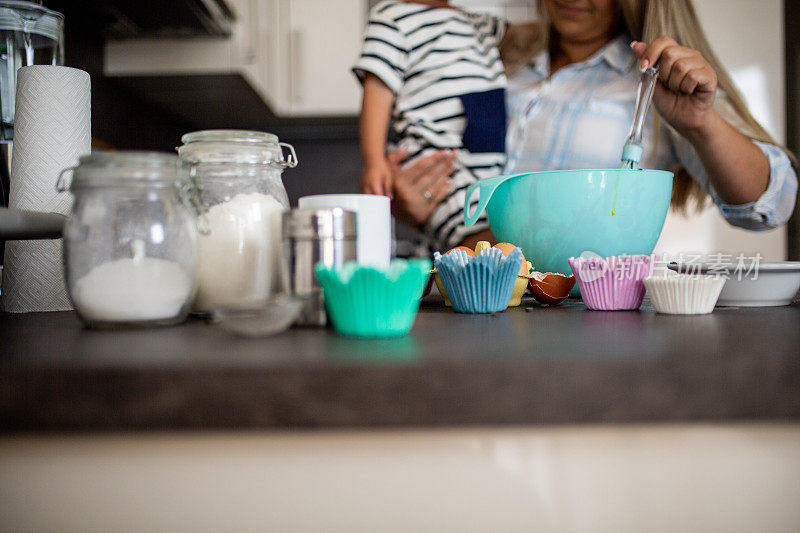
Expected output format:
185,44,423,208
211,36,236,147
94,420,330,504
353,0,508,248
505,34,798,230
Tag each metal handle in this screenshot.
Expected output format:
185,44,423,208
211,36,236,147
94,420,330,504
278,142,298,169
242,0,258,64
289,28,302,104
620,67,658,169
55,166,76,192
626,67,659,145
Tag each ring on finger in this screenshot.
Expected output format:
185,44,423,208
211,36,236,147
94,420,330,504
422,189,433,202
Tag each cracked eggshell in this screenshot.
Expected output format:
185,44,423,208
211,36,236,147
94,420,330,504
529,272,576,305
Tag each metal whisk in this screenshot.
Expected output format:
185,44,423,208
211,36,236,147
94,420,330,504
620,66,659,170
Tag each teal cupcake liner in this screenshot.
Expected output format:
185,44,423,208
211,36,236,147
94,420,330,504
433,248,523,313
314,259,431,338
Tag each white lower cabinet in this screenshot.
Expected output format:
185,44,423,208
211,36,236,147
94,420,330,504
2,425,800,532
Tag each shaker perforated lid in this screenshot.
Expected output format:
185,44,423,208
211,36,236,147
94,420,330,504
283,207,357,240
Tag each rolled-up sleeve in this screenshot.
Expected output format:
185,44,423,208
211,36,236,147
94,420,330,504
713,141,798,230
667,113,798,231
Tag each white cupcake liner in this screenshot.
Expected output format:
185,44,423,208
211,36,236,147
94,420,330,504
643,273,726,314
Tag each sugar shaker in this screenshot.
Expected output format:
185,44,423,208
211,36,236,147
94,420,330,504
282,207,357,326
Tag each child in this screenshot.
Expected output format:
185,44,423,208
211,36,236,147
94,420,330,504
353,0,508,249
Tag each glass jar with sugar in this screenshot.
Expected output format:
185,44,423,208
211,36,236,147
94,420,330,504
58,152,198,327
177,130,297,312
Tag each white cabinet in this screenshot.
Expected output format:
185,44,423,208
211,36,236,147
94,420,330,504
4,427,800,532
278,0,364,115
103,0,365,117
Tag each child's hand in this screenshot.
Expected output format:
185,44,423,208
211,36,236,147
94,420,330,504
361,158,393,197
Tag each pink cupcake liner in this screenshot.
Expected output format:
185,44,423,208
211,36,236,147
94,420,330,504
568,255,654,311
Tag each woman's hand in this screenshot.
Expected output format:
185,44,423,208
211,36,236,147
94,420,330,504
386,149,455,228
631,37,717,136
632,37,770,205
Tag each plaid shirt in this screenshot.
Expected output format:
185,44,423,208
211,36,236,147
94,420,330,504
505,35,797,230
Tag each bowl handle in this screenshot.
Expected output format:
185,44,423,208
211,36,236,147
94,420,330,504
463,173,527,227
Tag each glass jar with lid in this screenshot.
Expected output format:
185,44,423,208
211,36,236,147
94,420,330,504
177,130,298,312
57,151,198,327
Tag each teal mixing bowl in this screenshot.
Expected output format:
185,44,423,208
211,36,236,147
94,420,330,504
463,169,674,291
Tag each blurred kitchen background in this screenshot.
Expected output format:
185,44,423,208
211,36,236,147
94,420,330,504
42,0,800,258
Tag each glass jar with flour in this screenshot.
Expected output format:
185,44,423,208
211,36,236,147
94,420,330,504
58,152,198,327
177,130,297,312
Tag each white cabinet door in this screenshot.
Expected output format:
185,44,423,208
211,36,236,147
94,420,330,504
235,0,282,110
279,0,365,115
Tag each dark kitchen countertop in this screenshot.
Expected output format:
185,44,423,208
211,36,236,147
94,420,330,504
1,296,799,432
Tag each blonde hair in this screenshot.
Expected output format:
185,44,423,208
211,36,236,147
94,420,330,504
500,0,791,213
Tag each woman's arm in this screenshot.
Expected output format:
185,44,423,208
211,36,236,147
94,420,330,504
679,109,770,205
632,37,770,205
359,73,395,197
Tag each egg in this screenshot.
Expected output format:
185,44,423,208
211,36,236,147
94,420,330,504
492,242,529,277
529,272,576,305
446,246,476,257
436,246,476,306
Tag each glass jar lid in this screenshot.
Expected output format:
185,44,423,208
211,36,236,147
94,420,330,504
57,151,182,191
0,1,63,41
177,129,298,168
182,129,280,145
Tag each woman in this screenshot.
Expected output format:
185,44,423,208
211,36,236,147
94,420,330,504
390,0,798,250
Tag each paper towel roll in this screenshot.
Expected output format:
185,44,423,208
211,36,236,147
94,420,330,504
1,66,90,312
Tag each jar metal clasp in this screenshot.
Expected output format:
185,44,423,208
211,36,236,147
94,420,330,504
278,142,298,169
55,166,77,192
